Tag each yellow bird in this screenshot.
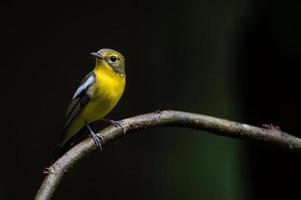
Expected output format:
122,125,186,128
53,48,126,161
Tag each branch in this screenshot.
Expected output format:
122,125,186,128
34,110,301,200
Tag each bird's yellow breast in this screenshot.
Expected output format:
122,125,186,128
83,65,126,123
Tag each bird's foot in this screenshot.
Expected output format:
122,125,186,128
90,131,103,151
102,119,126,135
86,123,103,151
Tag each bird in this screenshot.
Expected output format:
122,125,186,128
52,48,126,163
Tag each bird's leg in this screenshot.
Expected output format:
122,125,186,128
85,122,103,151
102,119,126,134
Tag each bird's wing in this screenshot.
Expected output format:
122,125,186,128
50,72,96,163
64,71,95,129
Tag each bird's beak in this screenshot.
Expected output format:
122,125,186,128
91,52,104,59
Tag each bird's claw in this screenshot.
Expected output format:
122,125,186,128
86,123,103,151
90,132,103,151
103,119,126,135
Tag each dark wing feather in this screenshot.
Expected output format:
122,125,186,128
64,96,90,129
64,71,95,129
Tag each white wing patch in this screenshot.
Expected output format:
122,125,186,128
72,74,95,99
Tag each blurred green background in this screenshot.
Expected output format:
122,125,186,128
1,0,300,199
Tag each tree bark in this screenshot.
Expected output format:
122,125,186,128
34,110,301,200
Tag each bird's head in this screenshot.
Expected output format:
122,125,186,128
91,48,126,76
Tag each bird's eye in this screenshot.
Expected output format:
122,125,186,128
110,56,117,62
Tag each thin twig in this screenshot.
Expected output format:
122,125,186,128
34,110,301,200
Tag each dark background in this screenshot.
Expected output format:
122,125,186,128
1,0,300,199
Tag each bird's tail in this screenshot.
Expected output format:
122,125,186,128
49,127,87,165
49,145,63,165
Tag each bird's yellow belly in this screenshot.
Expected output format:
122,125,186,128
82,95,118,123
